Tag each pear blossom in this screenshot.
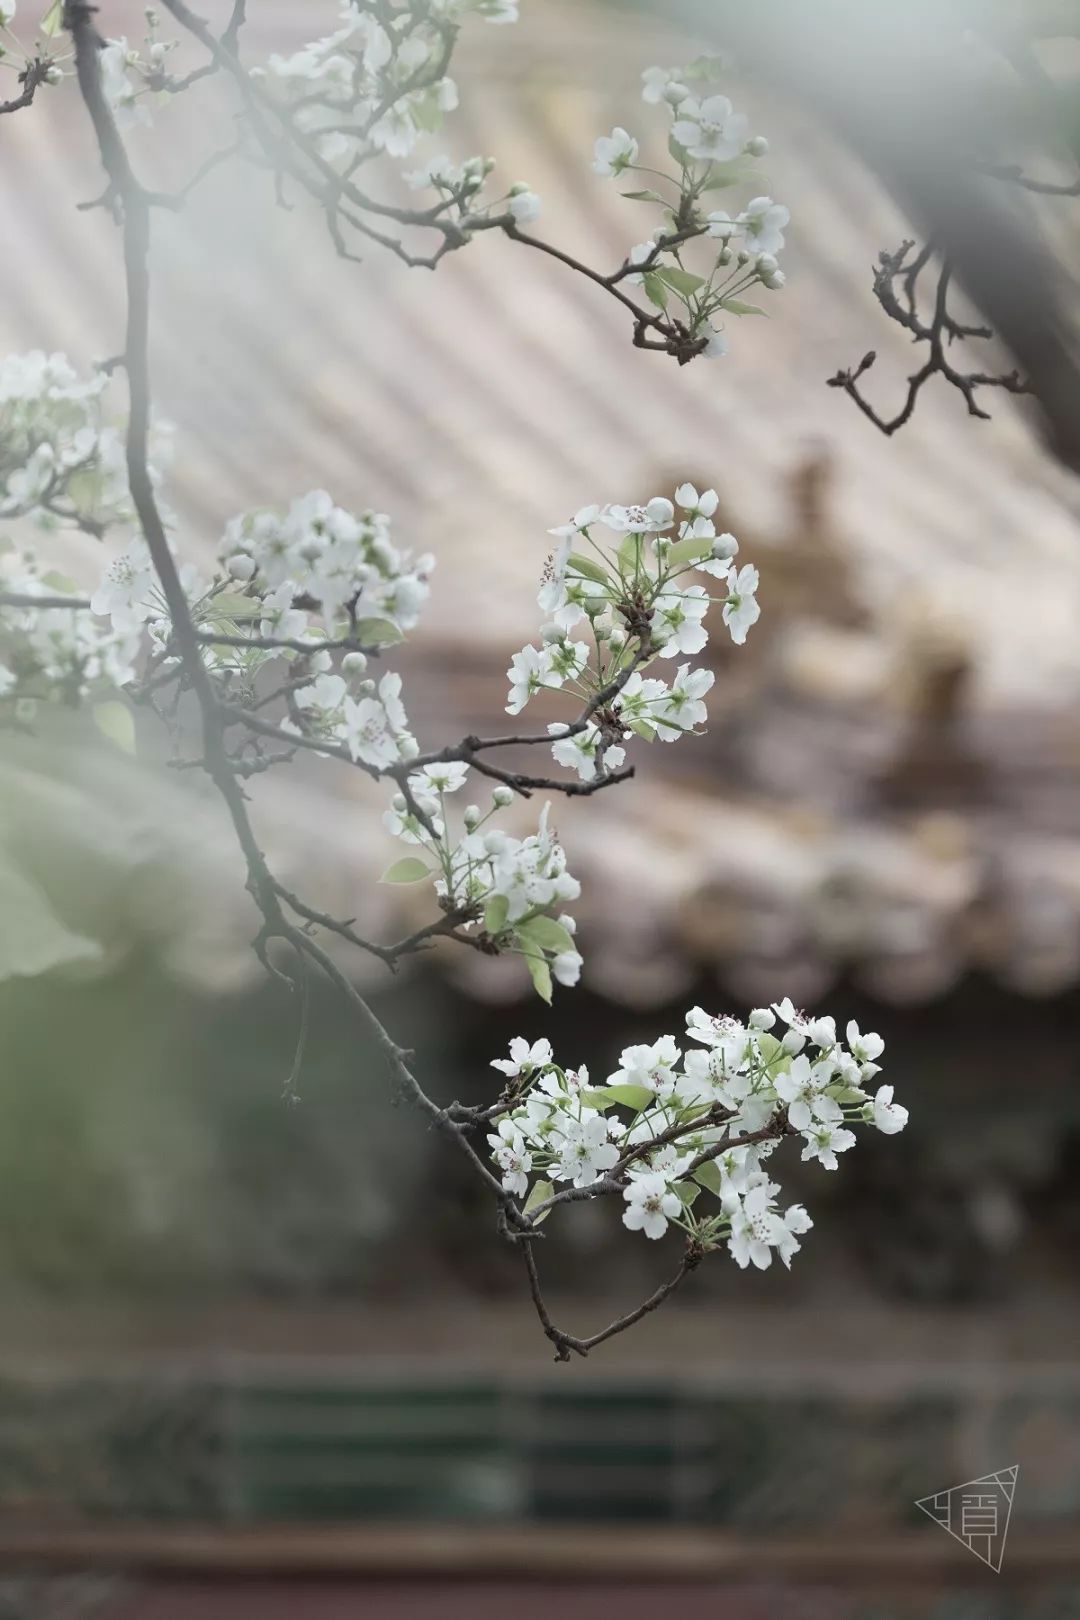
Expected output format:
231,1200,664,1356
600,497,674,534
674,484,719,519
871,1085,909,1136
593,126,639,177
651,583,709,657
800,1122,857,1170
722,563,760,645
652,663,714,739
740,196,790,256
491,1037,554,1078
488,1118,532,1197
671,95,749,162
412,760,470,795
549,722,626,781
506,644,554,713
507,189,541,224
554,1112,619,1188
622,1173,681,1240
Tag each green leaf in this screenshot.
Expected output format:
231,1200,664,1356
566,553,609,586
598,1083,656,1113
379,857,431,884
756,1032,787,1074
656,266,706,298
581,1089,613,1112
484,894,509,937
92,701,136,756
206,593,261,620
683,53,726,80
642,271,669,310
668,132,691,167
693,1159,725,1197
828,1085,869,1106
524,951,552,1004
41,571,80,594
618,532,643,573
676,1182,701,1208
665,536,713,569
621,188,667,204
701,159,762,192
629,719,655,741
39,0,63,36
523,1178,554,1224
354,617,404,648
515,914,575,956
719,298,768,317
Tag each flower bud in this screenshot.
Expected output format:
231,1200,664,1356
398,734,420,760
736,249,751,266
746,135,769,157
608,628,627,652
308,649,332,673
584,597,607,618
227,553,255,581
755,252,778,276
664,80,690,106
711,532,739,561
492,785,514,807
45,63,63,83
357,678,376,695
716,246,733,266
463,803,481,829
540,621,566,644
341,651,368,675
763,268,786,290
392,793,407,812
594,622,610,642
509,181,530,195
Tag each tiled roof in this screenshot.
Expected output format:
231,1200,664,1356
5,0,1080,1004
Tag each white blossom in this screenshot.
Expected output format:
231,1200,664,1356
593,126,639,177
671,95,749,162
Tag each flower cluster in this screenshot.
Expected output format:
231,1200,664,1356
594,56,789,358
217,489,433,641
254,0,517,172
507,485,758,781
0,351,166,537
98,18,176,132
0,545,140,707
488,1003,906,1263
383,774,582,1001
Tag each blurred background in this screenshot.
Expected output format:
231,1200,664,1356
2,0,1080,1615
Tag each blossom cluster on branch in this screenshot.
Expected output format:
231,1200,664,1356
0,0,914,1356
488,1003,906,1264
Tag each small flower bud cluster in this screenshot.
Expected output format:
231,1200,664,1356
0,351,167,537
508,485,759,781
382,769,582,1001
0,547,140,708
487,1005,906,1259
594,56,790,358
254,0,518,175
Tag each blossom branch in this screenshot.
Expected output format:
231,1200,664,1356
827,240,1031,433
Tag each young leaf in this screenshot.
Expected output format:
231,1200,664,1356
515,914,575,956
642,272,669,310
719,298,768,317
484,894,509,937
40,0,63,35
379,857,431,884
354,617,404,647
618,532,643,573
676,1182,701,1208
566,553,609,586
92,701,136,756
598,1083,656,1113
621,189,667,204
693,1159,725,1197
665,536,713,569
524,952,553,1004
523,1178,554,1224
205,593,261,620
656,266,706,298
668,132,690,168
